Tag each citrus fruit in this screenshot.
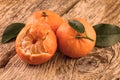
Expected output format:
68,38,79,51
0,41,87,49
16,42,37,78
26,10,63,33
15,23,57,64
56,18,96,58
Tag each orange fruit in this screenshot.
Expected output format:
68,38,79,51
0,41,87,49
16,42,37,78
56,18,96,58
15,23,57,64
26,10,63,33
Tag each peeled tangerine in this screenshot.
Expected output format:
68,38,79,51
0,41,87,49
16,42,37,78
57,18,96,58
16,23,57,64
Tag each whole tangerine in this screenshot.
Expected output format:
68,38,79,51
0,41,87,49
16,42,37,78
56,18,96,58
26,10,63,33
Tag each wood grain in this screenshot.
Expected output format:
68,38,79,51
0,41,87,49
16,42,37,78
0,0,79,68
0,0,120,80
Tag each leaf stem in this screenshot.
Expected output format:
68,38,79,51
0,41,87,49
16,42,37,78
76,35,94,41
42,12,47,17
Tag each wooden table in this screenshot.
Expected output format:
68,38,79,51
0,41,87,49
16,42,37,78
0,0,120,80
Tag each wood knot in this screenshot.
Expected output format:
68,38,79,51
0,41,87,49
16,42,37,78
74,56,100,73
74,54,108,73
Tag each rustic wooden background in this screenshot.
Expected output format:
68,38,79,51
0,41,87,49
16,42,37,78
0,0,120,80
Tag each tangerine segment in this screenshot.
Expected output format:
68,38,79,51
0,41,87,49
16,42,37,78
16,24,57,64
26,10,63,33
57,18,96,58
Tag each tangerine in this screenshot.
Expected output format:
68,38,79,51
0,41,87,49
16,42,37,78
16,23,57,64
26,10,63,33
56,18,96,58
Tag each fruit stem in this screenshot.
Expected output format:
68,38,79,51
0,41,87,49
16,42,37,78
42,12,47,17
76,35,94,41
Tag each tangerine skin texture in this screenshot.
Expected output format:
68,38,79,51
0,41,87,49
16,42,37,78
57,18,96,58
16,24,57,64
26,10,63,33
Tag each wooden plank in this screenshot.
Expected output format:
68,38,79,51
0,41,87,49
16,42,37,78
63,0,120,80
0,0,120,80
0,0,80,68
0,0,80,80
0,0,44,68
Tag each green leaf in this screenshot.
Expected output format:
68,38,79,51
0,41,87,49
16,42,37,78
1,23,25,43
93,24,120,47
68,20,85,33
